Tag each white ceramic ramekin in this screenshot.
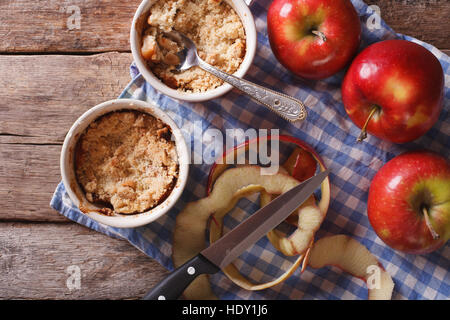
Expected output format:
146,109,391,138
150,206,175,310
130,0,257,102
60,99,190,228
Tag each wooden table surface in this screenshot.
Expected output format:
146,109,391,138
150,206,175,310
0,0,448,299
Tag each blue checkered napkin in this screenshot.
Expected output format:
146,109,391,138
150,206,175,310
51,0,450,299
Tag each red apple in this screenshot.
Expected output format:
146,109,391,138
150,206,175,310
267,0,361,80
342,40,444,143
368,151,450,254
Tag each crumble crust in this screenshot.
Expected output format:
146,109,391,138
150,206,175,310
75,110,179,214
141,0,246,92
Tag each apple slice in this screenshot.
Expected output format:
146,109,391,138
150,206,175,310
308,235,395,300
173,165,304,299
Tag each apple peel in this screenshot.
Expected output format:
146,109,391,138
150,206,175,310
206,143,330,289
209,184,306,291
207,150,329,290
173,166,304,298
283,147,317,183
308,235,395,300
265,194,323,256
207,138,331,229
276,148,316,225
262,147,330,257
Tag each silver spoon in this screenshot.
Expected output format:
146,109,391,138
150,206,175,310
165,31,307,122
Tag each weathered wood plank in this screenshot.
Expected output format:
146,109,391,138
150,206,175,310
0,222,168,299
366,0,450,49
0,0,141,53
0,143,67,222
0,0,448,53
0,52,133,142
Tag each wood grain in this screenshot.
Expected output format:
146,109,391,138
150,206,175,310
365,0,450,49
0,222,168,299
0,143,67,222
0,52,133,143
0,0,448,53
0,0,141,53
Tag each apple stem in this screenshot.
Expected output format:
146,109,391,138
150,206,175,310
311,30,327,42
357,106,379,142
422,206,440,240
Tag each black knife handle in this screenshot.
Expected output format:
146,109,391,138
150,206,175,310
143,254,219,300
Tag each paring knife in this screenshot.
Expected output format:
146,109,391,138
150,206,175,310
143,169,330,300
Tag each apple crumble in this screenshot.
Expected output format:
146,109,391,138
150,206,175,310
75,110,179,215
141,0,246,92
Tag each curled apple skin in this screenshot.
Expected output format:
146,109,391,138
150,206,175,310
175,136,333,298
207,135,331,213
308,235,395,300
368,150,450,254
209,184,307,291
207,135,330,269
173,166,305,298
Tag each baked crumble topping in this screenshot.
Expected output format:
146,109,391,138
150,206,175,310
141,0,246,92
75,110,179,214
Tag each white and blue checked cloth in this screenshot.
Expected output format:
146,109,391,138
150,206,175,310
51,0,449,299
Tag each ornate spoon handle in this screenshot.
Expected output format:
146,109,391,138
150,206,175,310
198,59,307,122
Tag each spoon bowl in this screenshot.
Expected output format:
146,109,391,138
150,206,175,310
163,31,199,72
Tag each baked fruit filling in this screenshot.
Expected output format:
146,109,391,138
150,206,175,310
75,110,179,215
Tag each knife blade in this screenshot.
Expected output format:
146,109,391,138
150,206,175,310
143,169,330,300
